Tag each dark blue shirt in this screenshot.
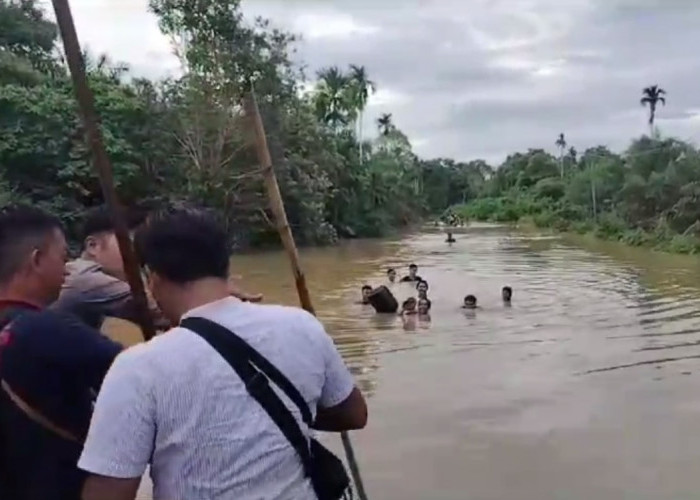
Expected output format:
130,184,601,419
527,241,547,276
0,306,122,500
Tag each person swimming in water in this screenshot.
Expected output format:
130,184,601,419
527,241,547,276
400,297,417,315
400,263,423,283
502,286,512,304
446,231,456,243
462,294,477,309
417,297,431,317
387,268,397,284
358,285,372,304
416,280,429,299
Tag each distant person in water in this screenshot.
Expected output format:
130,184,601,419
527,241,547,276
387,268,397,284
446,232,456,243
418,298,431,317
462,295,477,309
400,264,423,283
502,286,513,304
358,285,372,304
416,280,429,299
400,297,417,315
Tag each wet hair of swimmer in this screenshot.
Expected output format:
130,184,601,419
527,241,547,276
463,295,477,308
361,285,372,303
387,268,397,281
502,286,513,302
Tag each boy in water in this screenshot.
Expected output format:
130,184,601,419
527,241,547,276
502,286,513,304
387,268,397,284
400,297,417,315
359,285,372,305
462,295,478,309
417,298,431,316
416,280,429,300
400,264,423,283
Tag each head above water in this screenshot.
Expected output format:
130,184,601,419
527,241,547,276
387,268,396,282
408,263,418,277
135,206,231,323
463,294,477,308
402,297,417,312
418,298,431,314
81,205,146,281
361,284,372,303
502,286,513,302
0,205,67,306
416,280,429,298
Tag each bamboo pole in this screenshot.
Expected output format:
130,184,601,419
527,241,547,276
50,0,156,341
243,91,369,500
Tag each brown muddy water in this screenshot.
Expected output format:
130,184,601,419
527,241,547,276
139,223,700,500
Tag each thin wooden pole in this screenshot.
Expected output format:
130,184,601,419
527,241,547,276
243,91,369,500
50,0,156,341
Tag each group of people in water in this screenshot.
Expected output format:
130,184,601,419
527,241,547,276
359,262,514,322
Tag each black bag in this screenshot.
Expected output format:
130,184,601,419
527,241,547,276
181,317,352,500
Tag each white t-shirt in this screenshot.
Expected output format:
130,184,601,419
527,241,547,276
79,297,355,500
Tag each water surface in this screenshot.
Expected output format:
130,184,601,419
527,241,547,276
146,223,700,499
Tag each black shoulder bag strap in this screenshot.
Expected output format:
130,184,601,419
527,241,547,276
180,317,316,472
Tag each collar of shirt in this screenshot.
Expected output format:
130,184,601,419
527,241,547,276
181,296,243,322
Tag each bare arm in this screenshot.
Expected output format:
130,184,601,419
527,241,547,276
314,386,368,432
82,476,140,500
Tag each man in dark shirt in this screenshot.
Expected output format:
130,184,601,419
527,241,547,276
400,263,423,283
0,206,122,500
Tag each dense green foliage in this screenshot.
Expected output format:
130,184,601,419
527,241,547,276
0,0,486,247
454,133,700,254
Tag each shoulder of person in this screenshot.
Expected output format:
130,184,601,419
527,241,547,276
244,303,325,333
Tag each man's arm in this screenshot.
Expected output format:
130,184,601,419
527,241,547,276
79,349,155,500
309,317,368,432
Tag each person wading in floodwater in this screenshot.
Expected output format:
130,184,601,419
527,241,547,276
79,207,368,500
445,232,456,243
417,280,429,300
387,268,397,284
0,206,122,500
400,263,423,283
502,286,513,305
357,285,372,305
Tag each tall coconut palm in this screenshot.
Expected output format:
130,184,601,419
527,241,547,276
377,113,393,136
349,64,376,164
641,85,666,136
314,66,352,130
555,132,567,178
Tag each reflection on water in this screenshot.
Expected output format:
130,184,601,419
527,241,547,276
149,224,700,500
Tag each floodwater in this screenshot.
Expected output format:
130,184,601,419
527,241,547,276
140,223,700,499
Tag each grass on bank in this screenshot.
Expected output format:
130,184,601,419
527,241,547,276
451,197,700,255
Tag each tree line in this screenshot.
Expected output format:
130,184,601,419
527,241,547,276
0,0,489,249
453,87,700,253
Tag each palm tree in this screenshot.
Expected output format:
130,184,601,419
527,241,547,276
641,85,666,136
377,113,393,136
349,64,376,164
314,66,352,129
555,132,567,178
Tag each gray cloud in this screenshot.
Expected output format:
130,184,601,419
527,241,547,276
244,0,700,164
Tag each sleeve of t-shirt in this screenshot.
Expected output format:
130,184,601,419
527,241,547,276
307,315,355,409
78,347,155,479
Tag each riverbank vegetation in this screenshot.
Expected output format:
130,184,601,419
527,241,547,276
452,132,700,254
1,0,486,248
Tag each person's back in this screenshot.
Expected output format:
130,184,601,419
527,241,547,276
80,206,367,500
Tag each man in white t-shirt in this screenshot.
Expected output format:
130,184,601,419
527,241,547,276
78,207,368,500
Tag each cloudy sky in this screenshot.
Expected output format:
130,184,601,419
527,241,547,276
46,0,700,164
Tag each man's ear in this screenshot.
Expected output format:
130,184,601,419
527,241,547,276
84,235,99,256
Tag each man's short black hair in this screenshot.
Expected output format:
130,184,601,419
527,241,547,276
0,205,63,284
134,206,230,284
419,298,432,310
387,268,395,274
465,294,477,303
417,280,429,289
502,286,513,294
409,263,417,269
81,205,147,241
361,285,372,291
